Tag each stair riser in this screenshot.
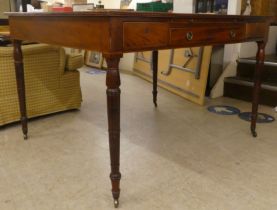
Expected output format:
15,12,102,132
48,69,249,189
237,62,277,83
224,82,277,107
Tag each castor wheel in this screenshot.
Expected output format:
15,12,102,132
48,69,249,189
114,199,119,208
251,128,257,138
252,131,257,138
23,134,28,140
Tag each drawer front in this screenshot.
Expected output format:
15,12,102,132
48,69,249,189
123,22,168,51
169,24,245,46
246,23,268,39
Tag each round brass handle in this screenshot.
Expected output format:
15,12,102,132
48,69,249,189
186,32,194,41
230,31,237,39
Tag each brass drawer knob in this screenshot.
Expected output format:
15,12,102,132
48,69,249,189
230,30,237,39
186,32,193,41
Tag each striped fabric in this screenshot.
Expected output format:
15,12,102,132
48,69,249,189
0,44,83,125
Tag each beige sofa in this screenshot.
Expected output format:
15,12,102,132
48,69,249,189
0,44,83,126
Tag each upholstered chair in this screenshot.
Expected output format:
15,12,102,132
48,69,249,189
0,44,83,125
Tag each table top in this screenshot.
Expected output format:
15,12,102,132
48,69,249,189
6,10,272,20
271,16,277,25
0,19,8,25
0,26,10,38
7,10,273,54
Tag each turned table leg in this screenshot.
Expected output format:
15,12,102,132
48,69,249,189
104,54,122,208
251,41,266,137
152,50,158,107
13,40,28,140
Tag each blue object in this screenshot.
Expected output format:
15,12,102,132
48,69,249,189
207,105,241,115
214,0,228,11
239,112,275,123
86,68,106,75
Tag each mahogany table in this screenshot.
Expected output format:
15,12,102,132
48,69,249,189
6,11,272,207
271,17,277,26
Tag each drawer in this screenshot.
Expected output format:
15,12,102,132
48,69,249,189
246,23,268,39
123,22,168,51
169,23,245,46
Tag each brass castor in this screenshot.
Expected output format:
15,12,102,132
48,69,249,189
23,134,28,140
114,199,119,208
251,128,257,138
251,131,257,138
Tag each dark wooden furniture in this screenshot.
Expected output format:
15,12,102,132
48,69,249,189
0,19,9,25
250,0,277,16
6,11,272,207
224,54,277,107
0,19,10,46
0,35,11,46
272,16,277,26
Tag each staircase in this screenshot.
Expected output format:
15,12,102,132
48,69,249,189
224,54,277,107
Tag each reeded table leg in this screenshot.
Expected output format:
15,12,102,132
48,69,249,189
104,54,122,208
152,50,158,107
251,41,266,137
13,40,28,140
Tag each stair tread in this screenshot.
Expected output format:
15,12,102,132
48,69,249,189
224,79,277,107
238,54,277,65
225,76,277,88
224,54,277,107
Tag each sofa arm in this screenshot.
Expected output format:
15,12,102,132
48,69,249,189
0,44,66,97
0,43,67,75
65,53,84,71
0,44,63,57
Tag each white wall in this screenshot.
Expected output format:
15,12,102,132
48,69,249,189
99,0,135,71
212,0,277,98
226,0,277,59
90,0,196,71
174,0,193,13
0,0,10,18
100,0,121,9
222,0,241,67
118,0,195,71
100,0,277,72
240,27,277,58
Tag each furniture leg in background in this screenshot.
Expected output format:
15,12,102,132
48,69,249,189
104,53,122,208
13,39,28,140
21,0,28,12
152,50,158,107
251,41,266,137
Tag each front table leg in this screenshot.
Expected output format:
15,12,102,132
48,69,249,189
251,41,266,137
104,54,122,208
152,50,158,107
13,40,28,140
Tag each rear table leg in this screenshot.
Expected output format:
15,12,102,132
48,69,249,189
152,50,158,107
13,39,28,140
251,41,266,137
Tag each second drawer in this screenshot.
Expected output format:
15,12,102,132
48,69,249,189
169,23,245,46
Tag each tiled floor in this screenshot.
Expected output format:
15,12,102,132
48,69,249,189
0,67,277,210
